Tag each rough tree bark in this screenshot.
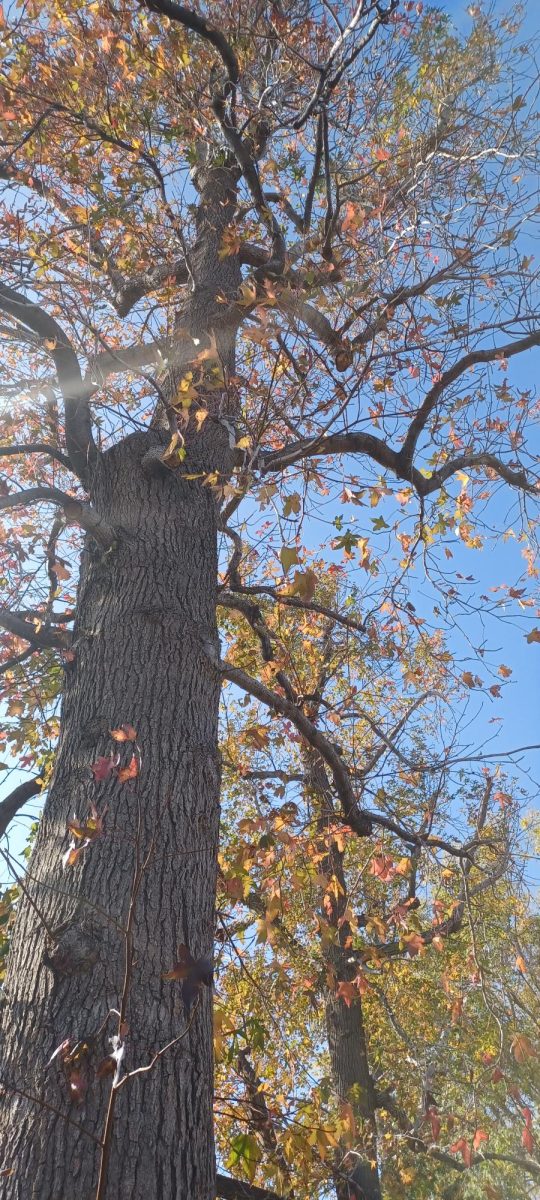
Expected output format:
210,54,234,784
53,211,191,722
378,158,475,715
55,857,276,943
308,756,382,1200
0,162,241,1200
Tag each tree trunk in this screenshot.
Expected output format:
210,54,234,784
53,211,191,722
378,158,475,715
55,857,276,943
308,757,382,1200
0,162,242,1200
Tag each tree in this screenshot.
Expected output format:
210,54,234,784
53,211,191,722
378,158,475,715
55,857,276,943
0,1,539,1198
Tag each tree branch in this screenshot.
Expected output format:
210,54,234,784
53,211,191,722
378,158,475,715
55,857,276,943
0,282,97,482
0,488,115,549
0,442,73,471
219,585,366,637
143,0,239,85
0,609,69,651
399,330,540,473
216,1175,285,1200
0,777,43,840
423,451,539,496
221,662,372,836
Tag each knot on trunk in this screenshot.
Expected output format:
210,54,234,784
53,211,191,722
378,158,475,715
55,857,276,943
43,917,101,978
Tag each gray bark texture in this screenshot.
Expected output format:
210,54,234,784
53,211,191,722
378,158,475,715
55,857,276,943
0,162,242,1200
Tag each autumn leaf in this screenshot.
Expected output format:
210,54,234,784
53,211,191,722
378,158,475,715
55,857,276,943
526,628,540,643
427,1107,441,1142
109,724,137,742
280,546,300,574
450,1137,472,1167
116,754,138,783
511,1033,537,1063
90,755,119,782
290,568,317,602
369,853,396,882
336,980,357,1008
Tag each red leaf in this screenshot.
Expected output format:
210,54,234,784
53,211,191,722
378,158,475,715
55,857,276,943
369,854,396,881
90,754,119,782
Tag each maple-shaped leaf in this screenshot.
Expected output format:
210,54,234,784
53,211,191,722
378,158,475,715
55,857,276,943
90,755,119,782
116,755,138,783
109,724,137,742
369,853,396,881
450,1137,472,1167
472,1128,489,1151
290,568,317,602
335,980,356,1008
526,627,540,643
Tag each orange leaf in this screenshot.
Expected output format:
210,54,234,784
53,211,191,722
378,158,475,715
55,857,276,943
522,1125,534,1154
110,724,137,742
473,1128,489,1151
116,754,138,783
450,1137,472,1167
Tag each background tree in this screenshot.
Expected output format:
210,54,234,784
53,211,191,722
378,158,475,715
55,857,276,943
0,2,539,1199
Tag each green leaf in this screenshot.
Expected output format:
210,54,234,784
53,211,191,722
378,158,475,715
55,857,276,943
227,1132,261,1183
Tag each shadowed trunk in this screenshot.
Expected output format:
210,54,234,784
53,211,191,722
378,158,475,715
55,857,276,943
0,163,242,1200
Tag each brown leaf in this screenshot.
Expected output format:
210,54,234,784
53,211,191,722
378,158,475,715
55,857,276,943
511,1033,537,1063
